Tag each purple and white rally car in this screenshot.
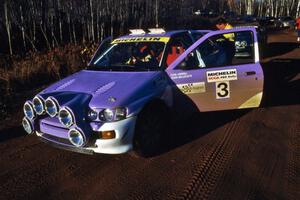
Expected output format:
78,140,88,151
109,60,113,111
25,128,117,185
22,28,264,156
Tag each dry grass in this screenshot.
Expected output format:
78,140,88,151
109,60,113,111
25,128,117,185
0,43,97,96
0,43,97,121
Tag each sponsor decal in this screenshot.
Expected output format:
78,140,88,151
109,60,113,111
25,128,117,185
177,82,206,94
112,37,170,44
238,92,263,109
206,69,237,83
170,72,192,80
216,81,230,99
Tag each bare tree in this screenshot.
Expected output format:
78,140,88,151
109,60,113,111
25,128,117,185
90,0,95,41
4,1,12,55
1,0,300,56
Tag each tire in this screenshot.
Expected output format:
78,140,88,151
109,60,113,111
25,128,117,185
132,102,170,157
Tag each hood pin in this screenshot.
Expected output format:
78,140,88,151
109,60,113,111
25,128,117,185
108,97,117,102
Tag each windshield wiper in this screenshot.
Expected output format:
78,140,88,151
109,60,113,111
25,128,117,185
87,65,112,71
110,64,135,68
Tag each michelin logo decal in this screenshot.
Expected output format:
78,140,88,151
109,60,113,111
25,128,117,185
206,69,237,83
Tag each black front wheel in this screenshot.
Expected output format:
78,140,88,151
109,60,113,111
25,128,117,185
132,102,170,157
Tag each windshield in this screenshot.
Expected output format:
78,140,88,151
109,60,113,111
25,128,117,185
89,41,166,71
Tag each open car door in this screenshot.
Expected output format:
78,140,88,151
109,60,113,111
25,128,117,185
166,28,264,112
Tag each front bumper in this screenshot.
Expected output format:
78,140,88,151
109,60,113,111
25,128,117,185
40,137,94,155
38,116,137,154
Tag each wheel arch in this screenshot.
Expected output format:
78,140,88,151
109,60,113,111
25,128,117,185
131,97,171,157
142,98,169,111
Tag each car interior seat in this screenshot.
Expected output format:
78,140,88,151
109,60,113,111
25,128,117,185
166,42,185,67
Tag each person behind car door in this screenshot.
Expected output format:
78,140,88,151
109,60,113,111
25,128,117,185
215,17,235,65
216,17,235,41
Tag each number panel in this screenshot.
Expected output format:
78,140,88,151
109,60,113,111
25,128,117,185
216,81,230,99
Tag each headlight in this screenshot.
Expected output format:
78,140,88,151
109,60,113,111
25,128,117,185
102,109,114,121
68,128,85,147
33,96,45,115
99,107,127,122
58,107,75,127
87,109,98,121
23,101,35,120
45,97,59,117
115,107,127,120
22,117,34,134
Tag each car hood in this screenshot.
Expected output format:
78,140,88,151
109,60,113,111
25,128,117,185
41,69,163,109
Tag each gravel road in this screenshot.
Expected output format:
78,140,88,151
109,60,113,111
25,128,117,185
0,30,299,200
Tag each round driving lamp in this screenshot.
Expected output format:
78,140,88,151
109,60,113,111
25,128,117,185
32,96,45,115
58,107,74,127
45,97,59,117
68,129,85,147
87,109,98,121
103,109,114,122
22,117,34,134
23,101,35,120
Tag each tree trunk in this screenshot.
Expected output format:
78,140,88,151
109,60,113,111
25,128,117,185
96,6,100,42
67,14,73,43
20,5,26,51
297,0,300,16
40,22,51,50
70,2,77,45
72,20,77,45
4,1,13,55
101,22,104,41
155,0,159,27
58,0,63,43
90,0,95,41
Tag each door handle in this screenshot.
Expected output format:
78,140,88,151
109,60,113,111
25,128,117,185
245,71,256,76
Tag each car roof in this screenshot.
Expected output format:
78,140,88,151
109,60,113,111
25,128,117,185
115,30,211,40
190,30,211,34
116,30,185,39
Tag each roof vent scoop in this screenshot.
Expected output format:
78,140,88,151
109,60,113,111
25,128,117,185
129,29,146,35
148,28,166,34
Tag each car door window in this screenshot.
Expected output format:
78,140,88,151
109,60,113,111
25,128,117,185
175,31,255,70
165,33,193,67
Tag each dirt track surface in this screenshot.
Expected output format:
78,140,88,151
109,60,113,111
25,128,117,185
0,30,299,200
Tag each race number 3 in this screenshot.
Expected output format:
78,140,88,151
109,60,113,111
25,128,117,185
216,81,230,99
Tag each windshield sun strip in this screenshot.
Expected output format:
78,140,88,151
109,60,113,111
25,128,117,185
111,37,170,44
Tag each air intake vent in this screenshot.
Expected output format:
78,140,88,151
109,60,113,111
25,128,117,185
93,82,116,95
